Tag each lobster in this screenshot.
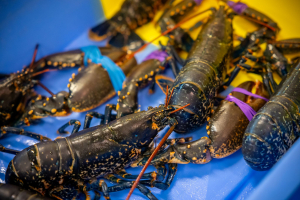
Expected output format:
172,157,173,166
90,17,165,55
4,99,188,199
119,5,235,198
89,0,168,50
0,45,124,128
242,60,300,171
158,5,233,133
15,47,138,127
129,81,267,184
0,45,56,129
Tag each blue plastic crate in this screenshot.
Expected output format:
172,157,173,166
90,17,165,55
1,1,300,199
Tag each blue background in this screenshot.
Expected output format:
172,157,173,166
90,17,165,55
0,1,300,199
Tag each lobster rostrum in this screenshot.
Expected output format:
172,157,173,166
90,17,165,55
4,99,188,199
242,60,300,171
16,47,138,126
89,0,168,50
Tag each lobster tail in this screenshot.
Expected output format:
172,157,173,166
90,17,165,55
89,20,113,41
108,31,144,51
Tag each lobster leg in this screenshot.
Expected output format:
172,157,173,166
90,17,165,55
157,136,193,155
265,63,278,91
160,42,183,75
140,163,178,190
83,111,105,129
232,27,272,59
57,110,117,134
57,120,81,134
105,174,158,200
94,191,101,200
1,127,51,141
84,175,158,200
261,72,274,96
116,164,167,182
0,144,20,155
165,137,193,145
104,105,117,124
100,180,110,200
225,50,260,86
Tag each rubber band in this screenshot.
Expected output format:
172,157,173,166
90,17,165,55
80,46,125,92
143,50,168,62
232,87,269,102
227,1,248,15
225,87,269,121
194,0,203,5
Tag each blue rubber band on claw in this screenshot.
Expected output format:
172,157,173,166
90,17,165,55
80,46,125,92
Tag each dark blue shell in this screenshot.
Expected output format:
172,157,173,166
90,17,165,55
168,7,233,133
243,62,300,170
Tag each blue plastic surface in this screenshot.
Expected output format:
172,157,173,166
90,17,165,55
0,1,299,200
247,138,300,200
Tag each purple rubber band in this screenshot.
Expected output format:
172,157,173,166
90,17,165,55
227,1,248,15
232,87,269,102
225,95,256,121
225,87,269,121
194,0,203,5
143,50,168,63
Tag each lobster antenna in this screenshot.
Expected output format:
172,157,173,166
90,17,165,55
167,88,174,106
37,82,55,96
164,85,169,108
126,125,176,200
32,69,57,77
29,44,39,69
127,8,213,60
169,103,190,114
126,103,190,200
